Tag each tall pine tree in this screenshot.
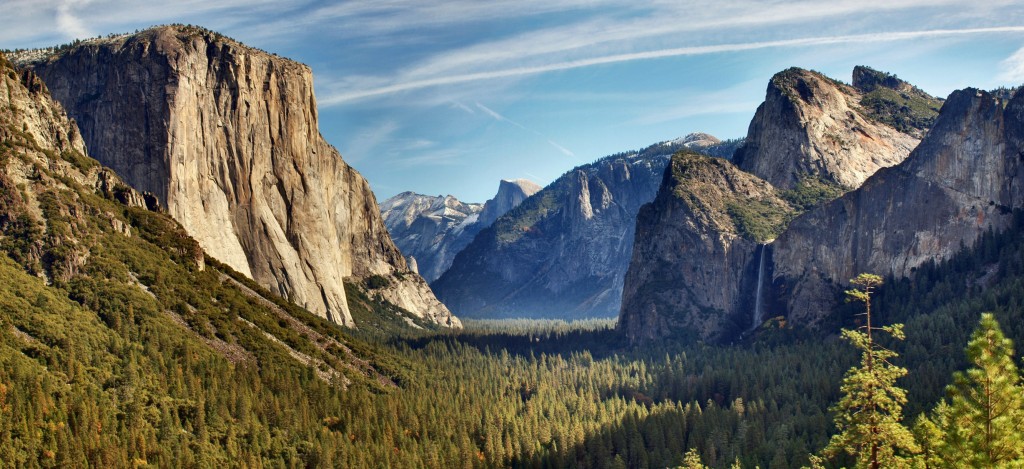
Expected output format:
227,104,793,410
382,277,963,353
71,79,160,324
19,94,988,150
822,274,919,469
934,313,1024,467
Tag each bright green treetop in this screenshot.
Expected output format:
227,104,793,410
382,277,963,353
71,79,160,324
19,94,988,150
936,313,1024,467
822,274,919,469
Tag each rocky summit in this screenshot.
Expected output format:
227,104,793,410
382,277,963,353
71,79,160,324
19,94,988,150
381,178,540,283
772,87,1024,327
732,67,927,191
476,179,543,229
433,135,739,319
14,25,458,328
619,67,941,344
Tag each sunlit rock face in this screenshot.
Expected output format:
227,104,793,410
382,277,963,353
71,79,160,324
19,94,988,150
380,179,540,283
733,68,920,191
21,25,458,328
773,88,1024,327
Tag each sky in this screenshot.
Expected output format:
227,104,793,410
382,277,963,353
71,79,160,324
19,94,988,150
3,1,1024,202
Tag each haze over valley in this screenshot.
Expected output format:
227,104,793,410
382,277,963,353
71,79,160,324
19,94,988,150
3,2,1024,467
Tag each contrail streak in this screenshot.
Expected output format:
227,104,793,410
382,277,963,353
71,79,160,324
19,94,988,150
322,26,1024,104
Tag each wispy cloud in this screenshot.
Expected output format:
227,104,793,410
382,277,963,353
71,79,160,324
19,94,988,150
342,120,457,168
546,140,575,158
475,102,509,122
341,120,400,163
0,0,287,47
475,102,574,157
523,171,543,183
392,149,464,168
629,79,767,126
244,0,617,44
322,26,1024,104
390,0,977,80
999,45,1024,83
450,101,476,115
56,0,94,39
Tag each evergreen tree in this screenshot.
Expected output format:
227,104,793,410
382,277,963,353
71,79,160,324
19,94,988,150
822,274,919,468
911,411,944,469
935,313,1024,467
681,448,708,469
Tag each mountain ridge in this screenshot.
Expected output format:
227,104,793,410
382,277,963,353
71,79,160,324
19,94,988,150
381,178,540,282
433,134,740,319
380,192,483,282
619,66,938,343
14,25,458,328
771,86,1024,327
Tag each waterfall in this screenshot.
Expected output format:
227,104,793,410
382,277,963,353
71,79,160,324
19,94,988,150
752,243,767,330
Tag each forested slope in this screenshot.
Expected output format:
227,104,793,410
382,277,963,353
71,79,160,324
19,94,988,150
3,37,1024,469
0,50,413,466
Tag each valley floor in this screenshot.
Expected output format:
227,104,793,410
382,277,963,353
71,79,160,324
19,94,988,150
5,211,1024,468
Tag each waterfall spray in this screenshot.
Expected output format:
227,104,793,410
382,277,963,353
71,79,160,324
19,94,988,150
752,243,767,330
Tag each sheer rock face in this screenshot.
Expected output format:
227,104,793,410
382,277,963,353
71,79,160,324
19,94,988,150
0,53,155,280
380,179,540,283
732,68,919,190
20,26,457,328
772,88,1024,326
476,179,542,228
617,68,941,344
618,152,792,343
433,147,676,319
380,192,483,283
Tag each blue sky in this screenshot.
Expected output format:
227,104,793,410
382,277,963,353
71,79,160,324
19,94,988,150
3,1,1024,202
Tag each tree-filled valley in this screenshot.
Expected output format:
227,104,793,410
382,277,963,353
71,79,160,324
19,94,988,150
7,184,1024,467
5,23,1024,469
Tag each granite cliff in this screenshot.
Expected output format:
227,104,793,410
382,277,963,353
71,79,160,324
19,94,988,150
0,53,411,456
619,67,941,343
0,53,153,284
771,87,1024,326
380,178,540,283
618,151,792,342
434,134,737,319
732,67,930,191
15,26,457,328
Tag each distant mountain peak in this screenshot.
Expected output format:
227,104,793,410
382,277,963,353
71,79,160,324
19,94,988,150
733,66,922,190
470,179,543,234
666,132,722,149
380,178,539,283
671,132,720,146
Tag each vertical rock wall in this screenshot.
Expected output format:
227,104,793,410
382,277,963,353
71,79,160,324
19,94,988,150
22,26,457,327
